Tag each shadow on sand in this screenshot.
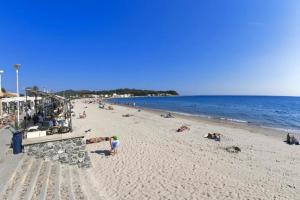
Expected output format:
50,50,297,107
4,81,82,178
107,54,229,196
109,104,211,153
90,150,111,156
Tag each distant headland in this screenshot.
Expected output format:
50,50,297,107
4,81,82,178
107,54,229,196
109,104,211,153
56,89,179,98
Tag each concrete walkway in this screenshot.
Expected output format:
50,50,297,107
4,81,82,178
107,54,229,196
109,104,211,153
0,127,24,195
0,127,13,159
0,127,104,200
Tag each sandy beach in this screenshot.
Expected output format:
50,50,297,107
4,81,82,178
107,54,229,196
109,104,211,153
72,99,300,200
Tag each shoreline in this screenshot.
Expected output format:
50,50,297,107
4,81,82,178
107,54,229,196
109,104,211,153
106,96,300,135
107,102,292,139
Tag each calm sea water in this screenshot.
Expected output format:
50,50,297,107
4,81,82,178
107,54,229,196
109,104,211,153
109,96,300,133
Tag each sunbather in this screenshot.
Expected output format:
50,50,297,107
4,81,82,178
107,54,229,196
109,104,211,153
204,133,221,141
177,125,190,132
79,111,87,119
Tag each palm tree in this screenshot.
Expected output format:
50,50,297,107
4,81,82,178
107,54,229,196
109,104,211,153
32,86,39,92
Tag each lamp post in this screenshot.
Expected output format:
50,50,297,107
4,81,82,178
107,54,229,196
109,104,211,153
0,70,3,118
14,64,21,128
0,70,4,92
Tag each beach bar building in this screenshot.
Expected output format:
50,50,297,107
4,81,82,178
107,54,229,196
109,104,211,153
24,88,73,134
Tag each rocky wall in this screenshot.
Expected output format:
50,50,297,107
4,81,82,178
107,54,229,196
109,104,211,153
24,138,91,168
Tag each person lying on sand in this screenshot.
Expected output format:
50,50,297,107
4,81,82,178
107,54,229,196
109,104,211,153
110,136,120,155
122,114,133,117
204,133,221,142
177,125,190,133
161,113,174,118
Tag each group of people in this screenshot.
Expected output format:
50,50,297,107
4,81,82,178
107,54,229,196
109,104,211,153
23,104,71,132
24,106,44,126
286,133,299,145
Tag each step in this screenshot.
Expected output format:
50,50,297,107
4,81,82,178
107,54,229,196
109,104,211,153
45,163,60,200
39,163,52,200
30,161,49,200
70,167,87,200
0,155,27,199
0,154,24,197
20,158,43,200
60,165,75,200
9,157,34,200
30,161,52,200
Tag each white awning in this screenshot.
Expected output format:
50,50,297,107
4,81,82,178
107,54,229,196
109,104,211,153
1,96,42,103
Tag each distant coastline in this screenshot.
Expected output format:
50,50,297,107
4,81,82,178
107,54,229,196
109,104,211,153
56,88,179,98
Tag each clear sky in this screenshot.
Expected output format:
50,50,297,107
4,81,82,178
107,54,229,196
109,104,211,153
0,0,299,96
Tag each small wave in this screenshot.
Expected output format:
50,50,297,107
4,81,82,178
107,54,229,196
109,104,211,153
220,118,248,123
261,126,300,134
168,111,248,123
167,111,211,119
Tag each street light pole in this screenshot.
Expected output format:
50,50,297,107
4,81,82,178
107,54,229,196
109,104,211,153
0,70,4,91
14,64,21,128
0,70,3,118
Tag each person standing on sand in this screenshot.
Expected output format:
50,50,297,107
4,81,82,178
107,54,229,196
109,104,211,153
110,136,120,155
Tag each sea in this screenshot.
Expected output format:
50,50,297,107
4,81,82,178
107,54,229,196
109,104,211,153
108,96,300,134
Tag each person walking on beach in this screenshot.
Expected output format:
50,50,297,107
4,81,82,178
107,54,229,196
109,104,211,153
110,136,120,155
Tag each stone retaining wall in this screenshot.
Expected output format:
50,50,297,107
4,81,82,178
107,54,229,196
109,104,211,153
24,138,91,168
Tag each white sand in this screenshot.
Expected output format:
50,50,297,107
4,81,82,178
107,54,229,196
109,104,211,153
73,100,300,200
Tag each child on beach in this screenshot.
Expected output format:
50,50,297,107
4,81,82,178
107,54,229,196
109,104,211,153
110,136,120,155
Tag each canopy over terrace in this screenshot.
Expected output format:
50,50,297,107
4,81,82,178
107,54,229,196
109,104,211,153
25,88,73,131
1,96,42,120
0,91,19,118
25,88,67,110
25,88,67,102
0,91,17,98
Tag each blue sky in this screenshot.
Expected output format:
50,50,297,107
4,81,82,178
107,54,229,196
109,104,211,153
0,0,299,96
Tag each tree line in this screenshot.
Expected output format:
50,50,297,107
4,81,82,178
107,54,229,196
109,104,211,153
55,88,179,97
